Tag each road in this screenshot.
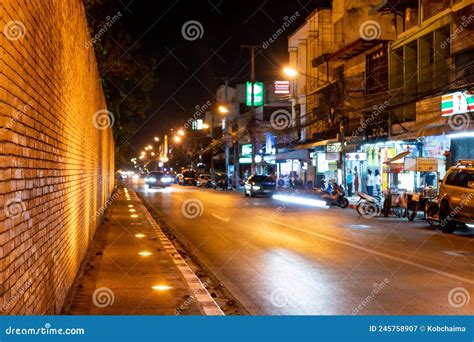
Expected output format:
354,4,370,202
132,181,474,315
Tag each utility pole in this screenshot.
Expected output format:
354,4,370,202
242,44,260,175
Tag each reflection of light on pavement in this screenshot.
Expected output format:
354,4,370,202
145,186,174,193
263,249,330,313
466,224,474,228
151,285,173,291
272,194,328,208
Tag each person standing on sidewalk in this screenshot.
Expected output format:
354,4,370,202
346,169,353,197
366,169,374,196
354,166,359,194
374,169,382,198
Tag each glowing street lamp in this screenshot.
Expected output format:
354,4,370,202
173,136,181,143
283,67,298,78
147,145,153,149
202,123,210,129
154,136,159,142
177,129,185,136
218,105,229,114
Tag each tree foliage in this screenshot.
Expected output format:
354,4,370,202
83,0,157,168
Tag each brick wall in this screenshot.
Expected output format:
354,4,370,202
0,0,114,314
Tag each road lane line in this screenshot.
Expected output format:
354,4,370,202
256,215,474,285
211,214,230,222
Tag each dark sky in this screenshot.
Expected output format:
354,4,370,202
114,0,315,153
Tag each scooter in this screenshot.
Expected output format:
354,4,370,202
314,184,350,208
355,192,382,217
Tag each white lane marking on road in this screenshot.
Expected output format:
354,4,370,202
211,214,229,222
256,215,474,285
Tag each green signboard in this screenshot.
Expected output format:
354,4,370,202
241,143,252,157
246,82,264,106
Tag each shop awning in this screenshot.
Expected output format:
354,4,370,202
384,150,411,164
293,138,339,150
417,122,474,137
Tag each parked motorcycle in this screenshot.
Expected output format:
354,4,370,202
355,192,382,217
314,184,349,208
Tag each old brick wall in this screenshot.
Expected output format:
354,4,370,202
0,0,114,314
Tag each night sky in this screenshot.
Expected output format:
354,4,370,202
113,0,314,153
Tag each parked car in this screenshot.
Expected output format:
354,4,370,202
144,171,174,188
196,174,213,187
437,160,474,233
180,170,197,186
244,175,276,197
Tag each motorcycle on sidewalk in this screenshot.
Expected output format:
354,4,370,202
355,192,383,217
313,184,350,209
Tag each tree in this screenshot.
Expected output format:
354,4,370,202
83,0,157,168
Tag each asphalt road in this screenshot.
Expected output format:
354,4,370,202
133,181,474,315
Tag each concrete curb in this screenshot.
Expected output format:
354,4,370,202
130,188,224,316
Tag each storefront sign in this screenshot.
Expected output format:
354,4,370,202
325,153,339,161
345,152,367,161
246,82,264,106
328,162,338,171
241,144,252,156
239,157,252,164
389,163,404,174
405,157,439,172
442,91,474,116
274,80,290,94
326,143,341,153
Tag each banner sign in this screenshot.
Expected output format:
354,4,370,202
246,82,264,106
442,91,474,116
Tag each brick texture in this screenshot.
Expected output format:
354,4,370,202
0,0,114,314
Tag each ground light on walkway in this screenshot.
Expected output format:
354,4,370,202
139,251,152,256
272,194,329,208
135,233,146,238
151,285,173,291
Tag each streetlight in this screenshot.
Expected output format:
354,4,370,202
282,66,329,82
283,67,298,78
178,129,185,136
202,123,210,129
173,136,181,143
147,144,153,149
154,137,159,142
218,105,229,114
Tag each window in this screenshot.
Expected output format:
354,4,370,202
444,171,459,185
455,171,474,188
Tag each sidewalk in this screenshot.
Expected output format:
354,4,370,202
62,186,223,315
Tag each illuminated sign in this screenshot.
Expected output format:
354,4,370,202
274,80,290,94
346,152,367,161
442,91,474,116
246,82,264,106
326,143,341,153
241,144,252,156
239,157,252,164
192,119,204,130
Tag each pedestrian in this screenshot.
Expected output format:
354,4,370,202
354,166,359,193
366,169,374,196
346,169,353,197
374,169,382,197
